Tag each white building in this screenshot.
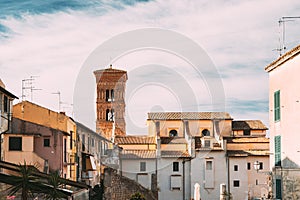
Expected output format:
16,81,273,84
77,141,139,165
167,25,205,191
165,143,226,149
265,44,300,199
116,112,269,200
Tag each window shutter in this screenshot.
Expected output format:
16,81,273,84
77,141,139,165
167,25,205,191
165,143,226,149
274,91,280,121
275,135,281,166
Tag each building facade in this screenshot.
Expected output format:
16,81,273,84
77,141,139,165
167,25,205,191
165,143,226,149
94,65,127,140
0,79,18,161
265,44,300,199
5,101,77,181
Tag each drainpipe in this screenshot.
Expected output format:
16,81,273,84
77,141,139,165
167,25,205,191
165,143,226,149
183,160,186,200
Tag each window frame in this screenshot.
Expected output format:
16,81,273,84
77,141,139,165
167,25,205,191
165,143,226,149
173,162,179,172
9,137,22,151
140,161,146,172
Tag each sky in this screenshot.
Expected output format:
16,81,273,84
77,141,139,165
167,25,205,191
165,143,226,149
1,0,300,135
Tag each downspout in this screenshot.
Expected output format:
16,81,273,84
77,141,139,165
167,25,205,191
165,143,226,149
183,160,185,200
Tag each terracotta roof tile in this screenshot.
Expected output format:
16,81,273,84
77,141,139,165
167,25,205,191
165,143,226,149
147,112,232,120
115,136,156,144
227,150,270,157
121,150,156,159
226,137,269,143
161,150,191,158
232,120,268,130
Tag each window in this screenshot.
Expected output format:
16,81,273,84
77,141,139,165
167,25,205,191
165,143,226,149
259,162,263,170
173,162,179,172
44,138,50,147
106,90,110,101
106,109,114,121
3,95,8,113
243,129,250,136
234,165,238,171
140,162,146,172
64,138,67,162
247,162,251,170
170,175,182,190
204,140,211,148
276,179,282,199
70,131,73,149
275,135,281,166
256,179,258,185
274,90,280,121
9,137,22,151
82,135,85,151
169,129,178,137
206,161,212,170
111,89,114,101
202,129,210,136
233,180,240,187
91,138,95,147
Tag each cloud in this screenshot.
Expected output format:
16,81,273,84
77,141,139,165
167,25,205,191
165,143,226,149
1,0,300,132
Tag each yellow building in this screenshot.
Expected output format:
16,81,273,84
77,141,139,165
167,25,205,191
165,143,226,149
3,101,77,181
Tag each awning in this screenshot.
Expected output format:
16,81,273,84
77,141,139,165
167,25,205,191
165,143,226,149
85,155,97,171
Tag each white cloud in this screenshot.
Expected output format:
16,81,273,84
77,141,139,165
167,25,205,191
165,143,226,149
1,0,300,133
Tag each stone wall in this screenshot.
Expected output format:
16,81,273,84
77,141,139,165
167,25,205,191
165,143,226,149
103,168,157,200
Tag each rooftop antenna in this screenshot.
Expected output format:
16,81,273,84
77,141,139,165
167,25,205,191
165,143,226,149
51,91,61,111
21,76,41,101
277,16,300,56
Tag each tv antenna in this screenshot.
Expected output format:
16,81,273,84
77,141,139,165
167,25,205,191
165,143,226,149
21,76,42,101
276,16,300,56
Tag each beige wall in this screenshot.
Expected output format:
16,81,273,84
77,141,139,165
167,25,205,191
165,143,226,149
147,118,232,137
3,134,45,171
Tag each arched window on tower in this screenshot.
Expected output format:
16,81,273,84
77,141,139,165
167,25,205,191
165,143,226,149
106,109,110,121
106,90,110,101
202,129,210,136
111,89,114,101
169,129,178,137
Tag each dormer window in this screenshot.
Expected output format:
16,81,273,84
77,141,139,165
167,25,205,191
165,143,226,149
169,129,178,137
202,129,210,136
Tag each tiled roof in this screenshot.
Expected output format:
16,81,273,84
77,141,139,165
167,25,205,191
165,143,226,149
161,150,191,158
226,137,269,143
265,44,300,72
232,120,267,130
147,112,232,120
115,136,156,144
94,67,127,74
121,150,156,159
227,150,270,157
160,137,187,144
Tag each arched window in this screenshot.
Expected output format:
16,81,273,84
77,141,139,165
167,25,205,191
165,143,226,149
106,109,110,121
106,90,110,101
111,89,114,101
202,129,210,136
169,129,178,137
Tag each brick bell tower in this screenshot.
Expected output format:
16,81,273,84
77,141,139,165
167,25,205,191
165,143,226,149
94,65,127,140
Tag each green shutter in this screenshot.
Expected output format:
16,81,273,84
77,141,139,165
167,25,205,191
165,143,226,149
276,179,282,199
275,135,281,166
274,90,281,121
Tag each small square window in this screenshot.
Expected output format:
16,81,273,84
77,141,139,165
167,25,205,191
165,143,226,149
173,162,179,172
204,140,211,148
140,162,146,172
234,165,238,171
233,180,240,187
9,137,22,151
44,138,50,147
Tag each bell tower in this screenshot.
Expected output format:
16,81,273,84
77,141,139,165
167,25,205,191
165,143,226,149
94,65,127,140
